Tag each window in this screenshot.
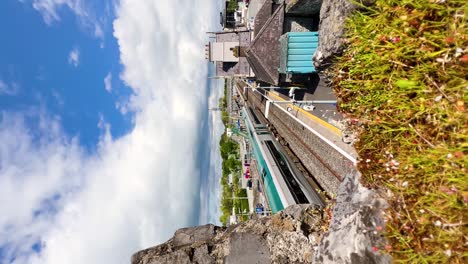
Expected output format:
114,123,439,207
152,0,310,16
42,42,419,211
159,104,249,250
222,62,236,71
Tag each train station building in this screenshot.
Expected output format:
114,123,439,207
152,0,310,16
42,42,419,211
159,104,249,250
206,0,322,85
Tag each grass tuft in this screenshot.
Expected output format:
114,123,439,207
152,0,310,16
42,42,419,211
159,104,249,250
333,0,467,262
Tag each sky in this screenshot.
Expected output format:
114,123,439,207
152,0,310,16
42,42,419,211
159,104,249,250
0,0,224,263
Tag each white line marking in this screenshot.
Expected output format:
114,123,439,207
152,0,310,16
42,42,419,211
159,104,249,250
251,88,357,165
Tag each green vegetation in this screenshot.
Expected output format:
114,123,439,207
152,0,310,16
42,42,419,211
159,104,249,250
227,0,237,13
220,81,230,125
333,1,467,262
218,82,250,225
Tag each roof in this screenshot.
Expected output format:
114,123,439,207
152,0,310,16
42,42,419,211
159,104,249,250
246,3,285,85
253,0,274,37
279,32,319,74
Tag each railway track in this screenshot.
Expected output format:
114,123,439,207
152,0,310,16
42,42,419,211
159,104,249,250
242,85,357,195
244,96,324,192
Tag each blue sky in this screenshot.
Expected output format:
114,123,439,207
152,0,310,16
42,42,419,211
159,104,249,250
0,0,132,150
0,0,224,263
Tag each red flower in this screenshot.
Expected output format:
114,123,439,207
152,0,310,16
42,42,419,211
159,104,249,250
445,36,455,44
460,54,468,63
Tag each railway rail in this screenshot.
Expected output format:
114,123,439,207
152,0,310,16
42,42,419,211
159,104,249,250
241,84,358,195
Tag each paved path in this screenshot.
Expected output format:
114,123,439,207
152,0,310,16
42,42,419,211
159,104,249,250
265,90,358,163
272,73,346,129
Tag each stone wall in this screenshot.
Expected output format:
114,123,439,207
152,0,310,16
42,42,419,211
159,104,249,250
132,201,391,264
315,174,391,264
313,0,375,69
285,0,322,16
131,204,324,264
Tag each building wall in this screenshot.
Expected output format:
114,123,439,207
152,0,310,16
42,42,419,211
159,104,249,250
223,42,241,62
216,58,251,77
215,31,251,46
238,32,251,46
215,31,252,77
216,32,238,42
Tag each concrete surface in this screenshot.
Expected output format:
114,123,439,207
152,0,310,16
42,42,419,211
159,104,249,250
225,232,270,264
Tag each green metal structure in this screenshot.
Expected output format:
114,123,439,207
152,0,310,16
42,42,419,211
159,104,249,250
279,31,319,74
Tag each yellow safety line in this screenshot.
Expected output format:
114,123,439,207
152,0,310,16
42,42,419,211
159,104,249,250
267,91,342,136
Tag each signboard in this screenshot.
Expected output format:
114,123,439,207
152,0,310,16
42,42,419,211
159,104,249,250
255,203,264,214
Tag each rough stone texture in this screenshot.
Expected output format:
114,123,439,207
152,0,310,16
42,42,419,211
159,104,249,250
131,204,324,264
132,200,391,264
225,232,270,264
285,0,322,16
173,224,217,247
313,0,375,69
314,174,391,264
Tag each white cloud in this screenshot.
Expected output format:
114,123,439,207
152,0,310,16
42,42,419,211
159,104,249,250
0,80,19,95
0,111,85,263
28,0,105,41
199,78,225,224
1,1,220,264
68,48,80,67
31,0,84,25
115,99,129,115
51,89,64,106
104,72,112,93
94,23,104,39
